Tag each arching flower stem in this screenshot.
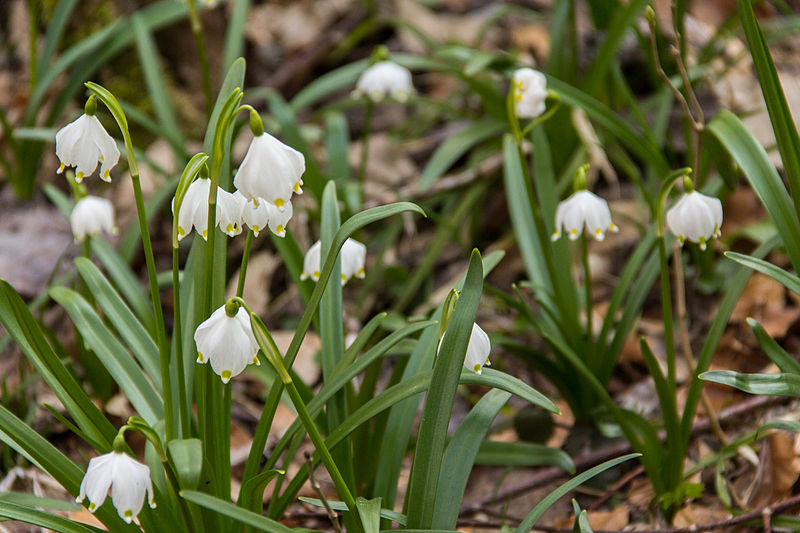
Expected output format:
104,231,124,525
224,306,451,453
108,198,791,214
84,82,175,443
358,99,374,193
184,0,213,118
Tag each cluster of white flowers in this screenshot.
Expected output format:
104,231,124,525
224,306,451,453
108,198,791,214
551,184,723,250
300,238,367,286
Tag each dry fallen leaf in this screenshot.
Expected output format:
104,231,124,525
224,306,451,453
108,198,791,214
747,431,800,508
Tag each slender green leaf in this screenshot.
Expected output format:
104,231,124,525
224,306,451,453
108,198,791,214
433,390,511,529
708,111,800,269
700,370,800,396
0,491,80,512
300,498,406,526
460,368,557,413
475,441,574,471
420,119,504,190
91,238,155,333
181,491,294,533
325,112,351,181
726,251,800,296
0,281,115,447
513,454,640,533
738,0,800,225
74,258,160,386
132,13,184,157
167,438,203,491
49,286,164,424
406,250,483,529
747,317,800,374
0,502,97,533
222,0,250,74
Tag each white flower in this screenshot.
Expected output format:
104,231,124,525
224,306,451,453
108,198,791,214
551,190,618,242
70,196,117,242
438,322,491,375
666,191,723,250
300,238,367,285
235,191,293,238
77,451,155,523
353,61,414,102
233,133,305,210
173,178,245,240
56,114,120,183
512,68,548,119
341,238,367,283
194,304,259,383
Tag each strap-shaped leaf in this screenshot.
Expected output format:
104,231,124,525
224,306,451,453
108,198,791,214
406,250,483,529
700,370,800,396
181,491,294,533
74,257,160,386
0,281,115,447
50,286,164,424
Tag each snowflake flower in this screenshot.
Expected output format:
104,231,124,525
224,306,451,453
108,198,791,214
70,196,117,242
77,451,155,523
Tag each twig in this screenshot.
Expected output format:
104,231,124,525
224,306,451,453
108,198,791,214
475,394,788,507
305,452,342,533
458,493,800,532
672,239,728,446
586,465,644,511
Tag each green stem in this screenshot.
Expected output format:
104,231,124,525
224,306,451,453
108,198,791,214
173,246,190,438
284,381,359,524
164,459,200,532
185,0,214,118
581,234,593,347
86,82,176,442
658,236,676,390
357,100,373,186
236,230,254,298
27,0,37,90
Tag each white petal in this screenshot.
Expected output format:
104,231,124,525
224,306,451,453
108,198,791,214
512,68,548,119
264,199,292,238
237,192,269,236
301,241,322,281
233,133,305,208
464,323,491,374
80,453,116,510
341,238,367,282
109,454,150,523
217,188,244,237
194,305,259,383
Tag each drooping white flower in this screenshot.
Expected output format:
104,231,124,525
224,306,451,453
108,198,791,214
235,191,293,238
70,196,117,242
194,303,260,383
233,133,305,210
300,241,322,282
77,451,155,523
56,114,120,183
666,191,723,251
438,322,491,375
341,238,367,283
353,61,414,102
551,190,618,242
300,238,367,285
512,68,548,119
173,178,245,240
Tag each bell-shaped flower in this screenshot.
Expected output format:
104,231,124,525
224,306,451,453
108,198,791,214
77,451,155,523
235,191,293,238
666,191,723,250
233,133,305,211
341,238,367,283
551,190,618,242
194,303,260,383
300,238,367,285
512,68,548,119
56,114,120,183
70,196,117,242
438,322,491,375
353,61,414,102
173,178,245,240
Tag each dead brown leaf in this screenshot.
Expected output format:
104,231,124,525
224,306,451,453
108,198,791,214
747,432,800,508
